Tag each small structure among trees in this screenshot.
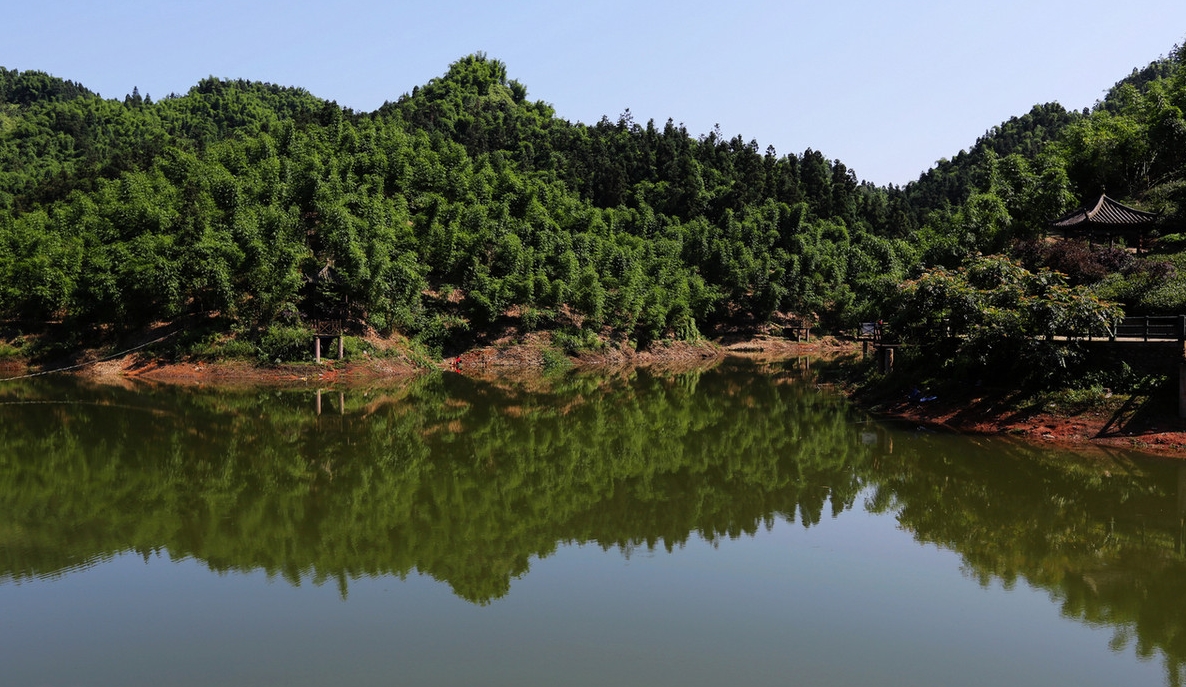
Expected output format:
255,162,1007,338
1051,194,1159,250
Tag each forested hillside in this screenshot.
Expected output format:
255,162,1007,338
1,44,1185,360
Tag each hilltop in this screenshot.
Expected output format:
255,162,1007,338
1,45,1185,384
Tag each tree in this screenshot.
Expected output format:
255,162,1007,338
894,255,1123,380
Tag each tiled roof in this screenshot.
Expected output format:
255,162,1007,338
1051,195,1158,228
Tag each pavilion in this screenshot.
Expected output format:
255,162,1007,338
1050,194,1160,251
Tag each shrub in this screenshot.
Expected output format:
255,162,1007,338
257,324,313,363
894,255,1123,384
553,328,603,355
540,347,572,372
413,313,469,358
0,339,25,359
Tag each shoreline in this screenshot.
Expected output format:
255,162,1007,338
4,335,1186,458
0,332,851,385
853,382,1186,459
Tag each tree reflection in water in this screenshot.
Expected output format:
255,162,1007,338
1,360,1184,684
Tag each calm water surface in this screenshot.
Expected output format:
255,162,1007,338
1,359,1184,686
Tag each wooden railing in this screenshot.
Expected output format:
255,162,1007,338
856,322,883,344
308,319,343,336
1109,315,1186,342
858,316,1186,345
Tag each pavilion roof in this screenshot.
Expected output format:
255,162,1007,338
1051,194,1158,229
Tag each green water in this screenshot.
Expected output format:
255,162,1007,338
1,359,1183,686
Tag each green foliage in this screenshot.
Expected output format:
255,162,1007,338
414,313,469,358
189,333,258,360
553,328,604,355
339,335,373,360
539,345,572,372
257,324,312,363
1090,249,1186,314
0,54,925,343
0,338,26,358
3,43,1186,352
894,255,1123,383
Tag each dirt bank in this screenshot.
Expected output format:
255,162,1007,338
860,385,1186,458
2,332,845,387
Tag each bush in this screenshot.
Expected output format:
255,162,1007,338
540,347,572,372
413,313,469,358
257,324,313,363
1137,280,1186,313
189,336,257,360
0,333,31,359
553,328,604,355
894,255,1123,385
1077,361,1169,394
340,336,374,360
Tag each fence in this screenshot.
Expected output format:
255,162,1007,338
1109,315,1186,342
859,316,1186,345
856,322,883,344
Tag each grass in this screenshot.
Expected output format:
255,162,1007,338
541,346,573,373
553,328,605,355
0,339,26,359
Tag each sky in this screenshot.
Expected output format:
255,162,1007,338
5,1,1186,186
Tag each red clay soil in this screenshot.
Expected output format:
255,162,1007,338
869,387,1186,458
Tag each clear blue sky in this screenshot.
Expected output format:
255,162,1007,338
5,1,1185,186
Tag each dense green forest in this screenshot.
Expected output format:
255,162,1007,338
1,43,1185,360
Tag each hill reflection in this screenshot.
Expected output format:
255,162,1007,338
2,361,1184,683
0,360,868,603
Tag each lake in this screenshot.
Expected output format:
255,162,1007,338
1,358,1184,686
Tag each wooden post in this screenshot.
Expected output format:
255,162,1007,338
339,391,345,416
314,336,321,363
1179,363,1186,420
316,389,322,416
338,335,344,359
